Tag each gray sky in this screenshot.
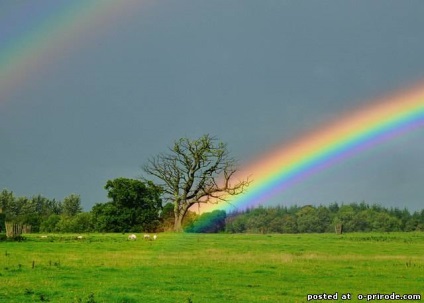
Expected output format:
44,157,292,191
1,1,424,211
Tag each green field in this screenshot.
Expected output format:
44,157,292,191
0,232,423,302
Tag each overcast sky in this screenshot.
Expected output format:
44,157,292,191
1,1,424,211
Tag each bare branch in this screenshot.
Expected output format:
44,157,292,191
141,135,251,231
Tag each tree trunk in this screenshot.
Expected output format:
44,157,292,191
5,222,23,239
173,201,188,232
174,213,184,232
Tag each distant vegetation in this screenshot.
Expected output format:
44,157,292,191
225,202,424,233
1,135,423,235
1,183,423,235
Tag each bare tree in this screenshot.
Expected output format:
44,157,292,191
142,134,250,231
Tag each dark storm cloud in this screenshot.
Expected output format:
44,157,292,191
1,0,423,210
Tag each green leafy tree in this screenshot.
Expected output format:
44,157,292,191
351,210,373,232
226,214,247,233
56,212,94,233
404,214,421,231
389,208,412,230
334,205,356,232
99,178,163,232
268,216,286,233
372,212,401,232
62,194,83,217
91,202,122,232
245,207,269,233
143,135,250,231
296,205,321,233
0,206,5,233
7,196,30,223
314,206,332,232
280,214,297,233
18,195,53,232
0,189,15,218
40,214,61,233
0,190,66,232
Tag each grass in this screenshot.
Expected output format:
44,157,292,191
0,232,423,302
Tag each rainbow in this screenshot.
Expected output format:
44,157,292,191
201,84,424,213
3,3,423,217
0,1,140,102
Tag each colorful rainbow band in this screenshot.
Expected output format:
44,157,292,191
201,85,424,213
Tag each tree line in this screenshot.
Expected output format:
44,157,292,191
0,135,247,234
0,177,199,234
1,135,423,234
1,185,423,234
224,203,424,233
0,178,164,234
0,190,84,233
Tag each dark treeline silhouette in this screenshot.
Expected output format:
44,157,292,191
225,202,424,233
0,179,191,234
1,184,423,234
0,189,87,234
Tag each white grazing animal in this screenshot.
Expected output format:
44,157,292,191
40,235,48,238
143,234,150,240
128,234,137,240
77,235,83,239
153,234,157,241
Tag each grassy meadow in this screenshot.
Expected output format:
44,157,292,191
0,232,423,302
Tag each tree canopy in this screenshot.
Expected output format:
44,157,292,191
225,202,424,234
142,134,250,231
1,185,424,235
92,178,163,232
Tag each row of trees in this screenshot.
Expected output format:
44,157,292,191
1,186,424,234
0,189,83,233
91,178,163,232
1,135,423,234
0,178,167,234
225,203,424,233
1,135,249,233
